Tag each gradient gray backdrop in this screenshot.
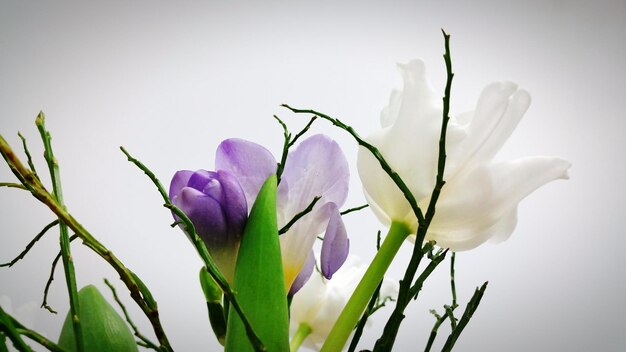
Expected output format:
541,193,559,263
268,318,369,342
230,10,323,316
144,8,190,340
1,1,624,351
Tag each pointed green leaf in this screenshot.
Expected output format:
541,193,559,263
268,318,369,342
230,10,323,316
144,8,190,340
58,285,138,352
225,175,289,352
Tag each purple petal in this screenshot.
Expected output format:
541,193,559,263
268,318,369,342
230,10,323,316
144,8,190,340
173,187,228,248
187,170,217,192
169,170,194,200
215,138,277,210
216,170,248,238
320,204,349,279
288,250,315,297
281,134,349,221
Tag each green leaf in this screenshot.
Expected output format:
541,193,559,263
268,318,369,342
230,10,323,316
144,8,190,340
225,175,289,352
58,285,138,352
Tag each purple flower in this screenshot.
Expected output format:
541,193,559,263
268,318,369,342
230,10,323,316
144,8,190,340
216,134,350,294
169,169,247,282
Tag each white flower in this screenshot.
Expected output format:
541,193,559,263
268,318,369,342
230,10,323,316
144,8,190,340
357,59,571,251
289,256,398,351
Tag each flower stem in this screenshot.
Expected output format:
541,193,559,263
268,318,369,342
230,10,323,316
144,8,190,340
36,113,84,352
290,323,312,352
320,221,410,352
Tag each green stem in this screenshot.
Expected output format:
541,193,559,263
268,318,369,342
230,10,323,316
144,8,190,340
35,113,84,352
0,307,33,352
320,221,410,352
289,323,312,352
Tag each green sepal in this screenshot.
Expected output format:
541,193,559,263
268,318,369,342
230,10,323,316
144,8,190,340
57,285,138,352
207,302,227,345
224,175,289,352
130,272,157,310
200,266,223,303
200,266,227,344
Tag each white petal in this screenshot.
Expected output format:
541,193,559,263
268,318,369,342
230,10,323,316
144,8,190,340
358,59,444,228
380,89,402,128
357,145,413,225
429,156,571,250
448,82,531,179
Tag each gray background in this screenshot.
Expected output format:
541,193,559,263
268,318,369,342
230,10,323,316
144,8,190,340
1,0,624,351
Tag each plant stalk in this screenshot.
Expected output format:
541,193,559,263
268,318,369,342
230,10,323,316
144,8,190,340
320,221,410,352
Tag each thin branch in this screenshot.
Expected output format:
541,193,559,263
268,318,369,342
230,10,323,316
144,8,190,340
273,115,291,183
0,183,27,190
444,305,457,330
288,116,317,148
447,252,458,330
279,196,321,235
104,279,160,351
41,235,78,314
10,317,64,352
440,282,488,352
1,220,59,267
424,309,449,352
450,252,457,307
340,204,369,216
409,249,448,300
17,132,38,178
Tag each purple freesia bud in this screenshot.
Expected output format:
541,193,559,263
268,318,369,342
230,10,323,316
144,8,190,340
169,169,247,283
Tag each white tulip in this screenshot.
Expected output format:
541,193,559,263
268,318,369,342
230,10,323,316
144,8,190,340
289,256,398,351
357,59,571,251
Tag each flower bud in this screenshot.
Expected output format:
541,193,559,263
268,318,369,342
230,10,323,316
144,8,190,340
170,169,247,282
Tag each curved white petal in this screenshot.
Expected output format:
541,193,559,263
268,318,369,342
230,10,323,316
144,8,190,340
448,83,531,178
428,156,571,250
357,145,413,226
